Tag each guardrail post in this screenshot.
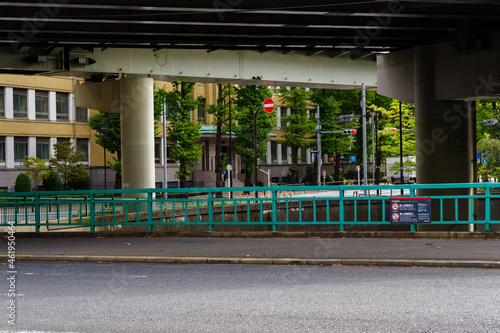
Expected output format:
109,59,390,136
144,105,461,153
485,186,491,232
339,188,345,232
272,190,277,232
148,190,153,232
35,193,40,233
89,191,95,232
208,190,214,232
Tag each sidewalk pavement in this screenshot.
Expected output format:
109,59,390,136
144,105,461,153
3,234,500,269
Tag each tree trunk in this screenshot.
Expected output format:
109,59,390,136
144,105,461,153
244,170,252,187
312,158,318,186
335,151,341,183
114,151,122,190
291,148,299,184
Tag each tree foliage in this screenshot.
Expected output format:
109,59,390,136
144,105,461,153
156,82,204,188
233,85,276,186
277,87,316,184
476,99,500,142
370,100,416,159
43,170,62,191
88,111,122,188
49,141,85,189
23,156,48,191
207,84,234,188
15,173,31,192
477,135,500,182
476,99,500,182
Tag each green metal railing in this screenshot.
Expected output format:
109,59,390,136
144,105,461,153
0,183,498,233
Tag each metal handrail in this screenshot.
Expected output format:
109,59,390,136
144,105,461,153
0,183,498,233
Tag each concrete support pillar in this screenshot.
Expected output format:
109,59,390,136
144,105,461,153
414,45,473,230
120,78,155,194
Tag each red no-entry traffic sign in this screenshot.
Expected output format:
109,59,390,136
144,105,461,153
263,98,275,113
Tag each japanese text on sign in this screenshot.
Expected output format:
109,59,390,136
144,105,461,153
390,198,431,223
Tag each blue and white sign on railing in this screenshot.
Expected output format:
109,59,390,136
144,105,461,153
390,198,431,223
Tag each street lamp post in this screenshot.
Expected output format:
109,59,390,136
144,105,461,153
253,98,275,198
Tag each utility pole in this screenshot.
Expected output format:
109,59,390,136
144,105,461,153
399,100,404,195
316,105,322,186
362,83,368,195
163,102,168,198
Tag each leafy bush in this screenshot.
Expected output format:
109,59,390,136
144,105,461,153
68,165,90,190
15,173,32,192
43,170,62,191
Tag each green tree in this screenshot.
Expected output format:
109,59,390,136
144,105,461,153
477,135,500,182
68,164,91,190
233,85,276,187
310,89,344,182
43,170,62,191
49,141,85,190
88,111,121,188
156,82,204,188
207,84,233,189
370,100,416,159
15,173,32,192
389,160,416,175
23,156,48,191
476,99,500,142
277,87,316,184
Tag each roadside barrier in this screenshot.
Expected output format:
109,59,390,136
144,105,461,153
0,183,498,232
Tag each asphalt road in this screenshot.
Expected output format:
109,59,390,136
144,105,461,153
2,262,500,333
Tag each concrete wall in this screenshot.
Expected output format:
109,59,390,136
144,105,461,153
96,197,499,234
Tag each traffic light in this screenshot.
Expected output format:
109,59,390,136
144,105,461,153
482,153,487,165
343,129,357,135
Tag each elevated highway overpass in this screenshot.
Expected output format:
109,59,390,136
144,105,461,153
1,1,500,226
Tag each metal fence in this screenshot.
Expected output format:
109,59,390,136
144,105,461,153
0,183,498,232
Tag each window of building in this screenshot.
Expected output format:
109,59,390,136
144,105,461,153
280,107,287,127
300,147,307,164
197,98,205,123
36,138,50,160
154,137,161,164
0,137,5,166
75,139,89,166
35,92,49,120
281,145,288,164
14,137,28,166
271,141,277,164
13,89,27,119
75,107,88,122
0,88,4,118
76,139,89,163
309,110,316,119
56,93,69,121
167,143,175,164
57,138,70,145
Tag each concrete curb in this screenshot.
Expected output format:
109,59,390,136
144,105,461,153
5,255,500,269
3,231,500,239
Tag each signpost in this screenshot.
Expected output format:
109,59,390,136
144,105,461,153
254,98,274,198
